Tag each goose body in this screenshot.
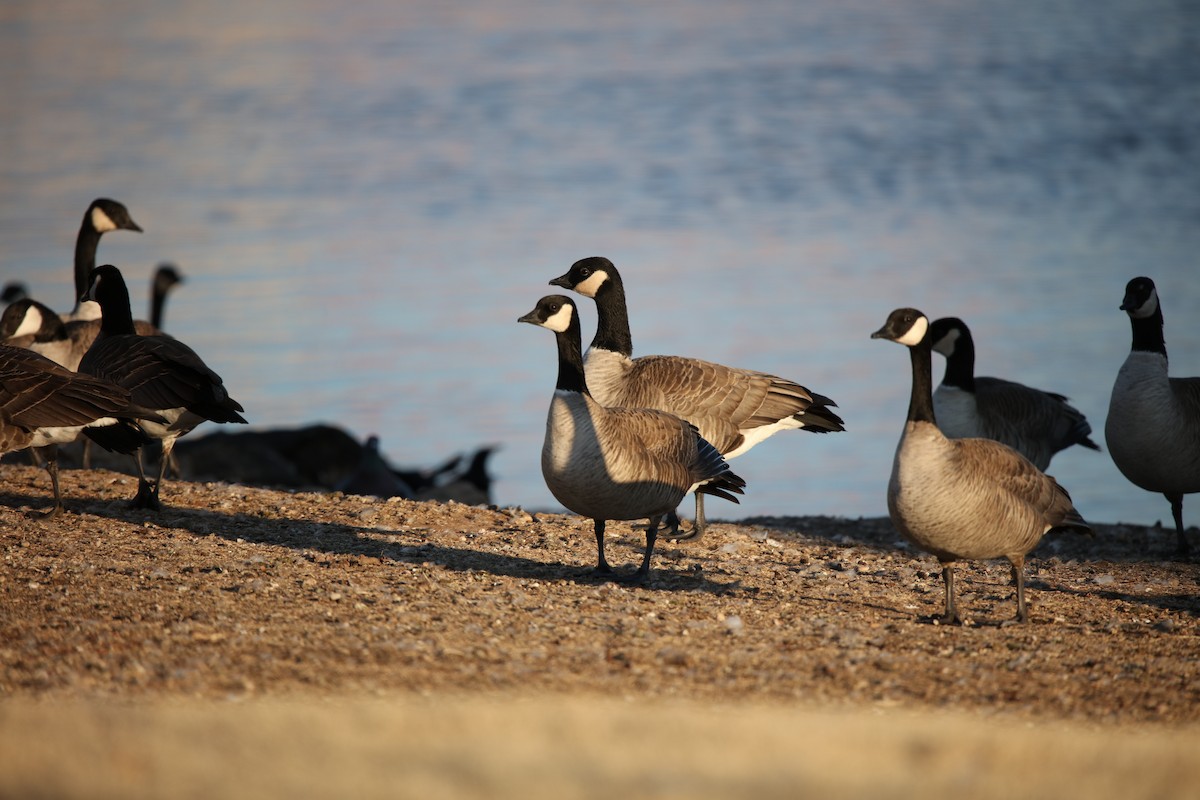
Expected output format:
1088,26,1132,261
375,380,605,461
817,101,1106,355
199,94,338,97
0,344,158,515
78,265,246,509
930,317,1099,471
66,198,143,322
1105,277,1200,556
549,256,841,539
520,294,745,580
873,308,1089,624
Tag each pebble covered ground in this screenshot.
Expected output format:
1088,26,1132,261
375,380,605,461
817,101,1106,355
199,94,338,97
0,464,1197,797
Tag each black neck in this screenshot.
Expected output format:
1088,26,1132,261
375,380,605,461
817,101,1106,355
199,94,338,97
590,276,634,356
94,273,137,336
939,332,975,391
555,316,591,395
150,287,167,329
74,221,100,300
1129,305,1167,359
908,340,937,424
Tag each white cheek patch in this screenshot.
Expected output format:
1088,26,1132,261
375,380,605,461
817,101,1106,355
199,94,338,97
896,315,929,347
91,206,117,233
11,305,43,338
930,326,960,356
1128,288,1160,319
572,270,608,298
543,303,574,333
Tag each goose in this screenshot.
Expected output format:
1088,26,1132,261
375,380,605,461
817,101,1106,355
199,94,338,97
2,298,160,371
149,263,184,330
519,294,746,581
78,265,247,509
66,198,143,321
1,298,163,477
549,256,842,540
929,316,1100,470
1105,277,1200,557
0,344,160,517
871,307,1090,625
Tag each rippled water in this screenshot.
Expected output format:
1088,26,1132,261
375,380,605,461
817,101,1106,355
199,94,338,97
2,0,1198,525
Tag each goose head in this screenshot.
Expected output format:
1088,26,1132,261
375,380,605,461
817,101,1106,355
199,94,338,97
87,198,143,234
1120,277,1158,320
548,256,615,298
929,317,968,357
518,294,578,333
871,308,930,348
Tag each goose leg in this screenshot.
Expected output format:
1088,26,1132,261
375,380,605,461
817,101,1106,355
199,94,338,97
1008,557,1028,625
130,448,160,511
1165,494,1191,558
661,494,705,542
693,494,706,539
937,563,963,625
632,515,661,583
152,439,177,507
593,519,614,576
38,445,64,519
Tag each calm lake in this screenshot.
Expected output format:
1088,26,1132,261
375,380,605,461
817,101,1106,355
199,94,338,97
2,0,1198,526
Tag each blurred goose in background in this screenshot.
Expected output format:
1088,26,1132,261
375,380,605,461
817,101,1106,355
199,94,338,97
0,344,159,517
78,265,246,510
519,294,745,581
66,198,143,322
929,316,1100,470
1106,277,1200,558
872,307,1090,625
2,282,28,304
149,263,184,330
337,435,416,499
550,256,842,540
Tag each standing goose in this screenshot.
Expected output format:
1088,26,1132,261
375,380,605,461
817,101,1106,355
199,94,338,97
549,256,842,539
519,294,745,581
0,344,160,517
1105,277,1200,557
929,316,1100,470
872,308,1090,625
66,198,143,321
1,298,163,478
78,265,247,509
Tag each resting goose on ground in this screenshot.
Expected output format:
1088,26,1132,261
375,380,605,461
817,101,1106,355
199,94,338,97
0,344,159,517
872,308,1090,625
78,265,246,509
66,198,143,322
1105,277,1200,558
549,256,842,540
519,294,745,581
929,316,1100,470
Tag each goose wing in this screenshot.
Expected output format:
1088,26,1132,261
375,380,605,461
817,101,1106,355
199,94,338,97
80,335,245,422
616,355,840,450
953,436,1088,530
0,345,133,428
975,377,1098,454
